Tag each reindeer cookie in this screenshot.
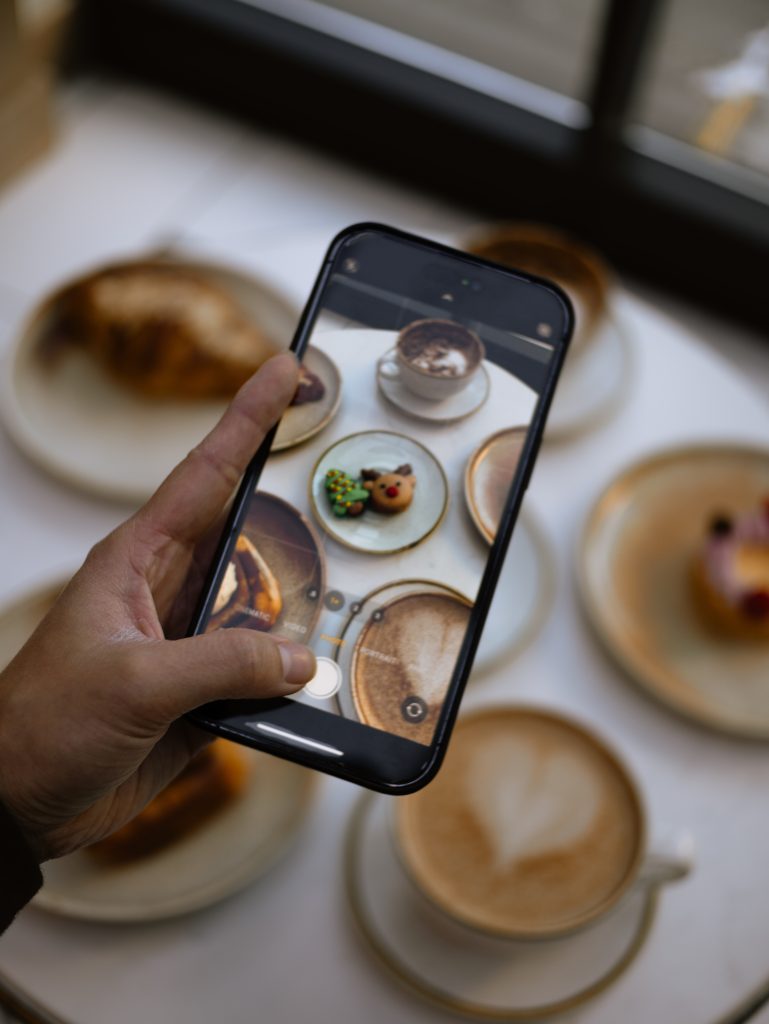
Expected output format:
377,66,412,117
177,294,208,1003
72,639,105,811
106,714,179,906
361,463,417,514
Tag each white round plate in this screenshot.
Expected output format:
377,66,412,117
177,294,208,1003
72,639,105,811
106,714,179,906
36,750,316,922
546,316,632,442
346,793,658,1021
1,257,299,504
0,578,65,671
309,430,448,555
0,577,318,923
376,350,491,423
274,345,341,451
472,511,555,677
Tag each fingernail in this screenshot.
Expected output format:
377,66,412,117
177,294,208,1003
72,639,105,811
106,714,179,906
278,641,316,688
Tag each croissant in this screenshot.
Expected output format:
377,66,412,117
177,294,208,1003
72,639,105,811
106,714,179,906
43,263,279,398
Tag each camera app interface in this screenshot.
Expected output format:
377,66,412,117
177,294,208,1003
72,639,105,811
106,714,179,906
203,241,555,746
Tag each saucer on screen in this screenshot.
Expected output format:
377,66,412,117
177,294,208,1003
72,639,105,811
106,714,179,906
309,431,448,555
465,426,528,543
273,346,341,451
226,491,326,641
578,444,769,738
345,793,658,1020
376,350,490,423
545,316,632,441
332,579,472,745
1,257,299,504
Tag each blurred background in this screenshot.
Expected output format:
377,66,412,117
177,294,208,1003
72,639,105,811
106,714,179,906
5,0,769,327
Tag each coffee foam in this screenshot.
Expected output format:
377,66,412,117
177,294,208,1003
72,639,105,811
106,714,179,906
397,710,642,936
466,735,600,871
352,592,470,744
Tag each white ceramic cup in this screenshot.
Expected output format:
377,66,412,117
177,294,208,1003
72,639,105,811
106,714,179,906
391,706,693,942
379,318,485,402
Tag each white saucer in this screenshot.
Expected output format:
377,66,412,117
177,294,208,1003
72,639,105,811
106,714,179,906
0,577,318,923
472,510,555,677
546,315,633,442
346,793,658,1020
37,750,317,922
377,352,491,423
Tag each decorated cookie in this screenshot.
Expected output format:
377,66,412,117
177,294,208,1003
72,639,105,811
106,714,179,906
692,498,769,639
362,464,417,515
324,468,370,517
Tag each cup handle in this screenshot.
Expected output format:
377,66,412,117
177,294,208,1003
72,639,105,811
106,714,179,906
378,350,401,381
637,827,695,889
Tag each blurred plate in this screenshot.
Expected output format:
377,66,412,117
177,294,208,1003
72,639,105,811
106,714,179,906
0,578,65,671
473,511,555,677
546,316,632,442
346,793,657,1020
309,430,448,555
36,749,316,922
0,577,317,923
274,346,341,451
1,257,299,505
238,490,326,642
578,444,769,738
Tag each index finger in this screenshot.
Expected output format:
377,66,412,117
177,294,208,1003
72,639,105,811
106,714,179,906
138,352,299,546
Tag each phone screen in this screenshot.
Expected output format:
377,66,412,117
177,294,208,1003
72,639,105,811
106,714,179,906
198,230,558,749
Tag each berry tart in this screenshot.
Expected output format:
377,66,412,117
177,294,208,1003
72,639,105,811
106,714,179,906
692,500,769,639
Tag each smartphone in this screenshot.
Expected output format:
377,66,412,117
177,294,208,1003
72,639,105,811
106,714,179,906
187,223,572,793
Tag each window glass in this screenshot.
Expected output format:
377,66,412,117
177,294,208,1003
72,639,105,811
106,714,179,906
635,1,769,179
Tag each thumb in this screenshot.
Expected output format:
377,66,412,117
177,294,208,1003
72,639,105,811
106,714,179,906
124,630,316,729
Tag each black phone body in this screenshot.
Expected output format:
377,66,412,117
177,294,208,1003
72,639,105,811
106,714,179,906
187,223,572,794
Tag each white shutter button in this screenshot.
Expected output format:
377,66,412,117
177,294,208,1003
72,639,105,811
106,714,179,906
303,656,343,700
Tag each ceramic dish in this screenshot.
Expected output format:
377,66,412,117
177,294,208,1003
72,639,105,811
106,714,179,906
376,351,490,423
0,577,318,923
578,444,769,738
273,345,341,451
465,426,528,543
236,491,326,642
1,257,299,504
545,315,633,442
0,578,66,672
472,510,555,676
309,430,448,555
37,750,316,922
332,579,472,737
462,222,612,357
345,792,658,1020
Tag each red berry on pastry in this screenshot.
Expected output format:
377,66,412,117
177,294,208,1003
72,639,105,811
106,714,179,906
692,499,769,639
741,589,769,621
709,515,733,537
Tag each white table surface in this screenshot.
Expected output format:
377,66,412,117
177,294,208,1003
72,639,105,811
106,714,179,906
1,79,769,1024
0,264,768,1024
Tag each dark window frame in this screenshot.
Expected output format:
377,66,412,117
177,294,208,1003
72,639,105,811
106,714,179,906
74,0,769,333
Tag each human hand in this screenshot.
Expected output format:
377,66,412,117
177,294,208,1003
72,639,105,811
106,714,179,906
0,353,316,862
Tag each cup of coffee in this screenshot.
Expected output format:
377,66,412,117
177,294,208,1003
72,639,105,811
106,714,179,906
393,706,691,941
379,318,485,401
463,224,611,358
